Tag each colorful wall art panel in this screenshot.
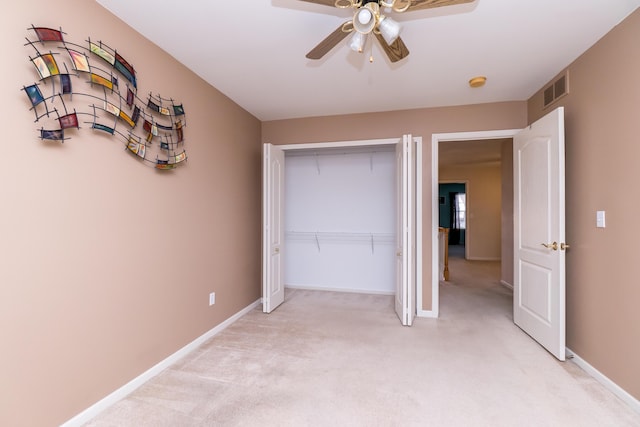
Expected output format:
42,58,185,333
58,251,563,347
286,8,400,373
22,25,187,170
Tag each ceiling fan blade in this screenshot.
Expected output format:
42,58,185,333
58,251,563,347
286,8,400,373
297,0,339,7
306,24,351,60
374,33,410,63
406,0,475,11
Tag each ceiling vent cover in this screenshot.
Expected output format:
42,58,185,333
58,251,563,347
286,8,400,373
543,71,569,108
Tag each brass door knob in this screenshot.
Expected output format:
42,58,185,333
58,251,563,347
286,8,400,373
542,242,558,250
561,243,570,250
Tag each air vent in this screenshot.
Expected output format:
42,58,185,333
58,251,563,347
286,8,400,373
543,71,569,108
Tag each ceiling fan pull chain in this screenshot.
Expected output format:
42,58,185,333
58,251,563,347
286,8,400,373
369,37,374,63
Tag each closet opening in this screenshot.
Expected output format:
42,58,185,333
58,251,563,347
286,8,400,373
284,145,396,295
263,136,422,325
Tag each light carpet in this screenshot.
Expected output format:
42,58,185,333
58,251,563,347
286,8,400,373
85,256,640,426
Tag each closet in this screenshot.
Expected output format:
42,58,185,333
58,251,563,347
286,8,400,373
263,135,418,325
284,146,396,294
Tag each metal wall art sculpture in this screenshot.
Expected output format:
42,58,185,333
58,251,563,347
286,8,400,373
22,25,187,170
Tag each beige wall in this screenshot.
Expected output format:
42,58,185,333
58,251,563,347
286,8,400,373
0,1,262,426
263,102,527,311
439,163,502,261
528,9,640,400
8,1,638,424
501,141,514,286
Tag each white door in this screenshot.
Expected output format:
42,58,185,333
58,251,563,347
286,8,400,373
262,143,285,313
513,107,566,360
395,135,415,326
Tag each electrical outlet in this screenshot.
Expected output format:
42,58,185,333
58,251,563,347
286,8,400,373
209,292,216,306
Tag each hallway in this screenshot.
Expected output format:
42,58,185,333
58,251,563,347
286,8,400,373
439,244,511,321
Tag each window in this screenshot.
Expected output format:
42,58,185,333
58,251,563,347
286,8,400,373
454,193,466,230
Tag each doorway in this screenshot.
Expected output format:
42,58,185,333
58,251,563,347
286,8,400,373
429,129,519,318
430,109,566,361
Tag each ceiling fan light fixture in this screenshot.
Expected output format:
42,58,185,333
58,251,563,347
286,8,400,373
353,6,377,34
378,16,401,45
311,0,468,63
348,31,367,52
357,8,372,25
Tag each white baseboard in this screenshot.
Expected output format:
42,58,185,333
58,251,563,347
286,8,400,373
566,348,640,414
500,280,514,290
285,284,395,296
61,299,262,427
417,309,438,318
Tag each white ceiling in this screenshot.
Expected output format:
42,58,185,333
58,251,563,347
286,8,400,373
95,0,640,121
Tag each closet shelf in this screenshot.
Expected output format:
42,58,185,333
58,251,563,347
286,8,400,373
285,231,394,253
286,231,393,242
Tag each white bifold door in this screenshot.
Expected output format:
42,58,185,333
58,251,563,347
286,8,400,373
262,136,417,326
513,107,567,360
395,135,415,326
262,143,285,313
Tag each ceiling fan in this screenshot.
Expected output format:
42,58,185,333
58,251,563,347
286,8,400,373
301,0,474,63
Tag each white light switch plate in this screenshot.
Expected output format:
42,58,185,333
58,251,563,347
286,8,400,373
596,210,606,228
